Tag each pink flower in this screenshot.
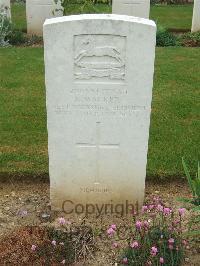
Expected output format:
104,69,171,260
122,257,128,264
132,210,138,215
168,226,174,232
107,227,115,236
173,219,180,225
135,220,142,230
157,204,164,212
160,257,164,264
150,246,158,256
31,245,37,251
153,196,161,203
149,213,156,218
182,240,187,246
148,204,154,210
58,217,66,225
130,241,139,249
178,208,186,216
168,238,174,245
163,207,171,216
143,220,149,229
169,244,173,250
111,224,117,230
61,259,65,264
112,242,118,248
52,240,56,246
142,205,148,213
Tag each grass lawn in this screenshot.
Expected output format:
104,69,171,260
150,4,193,30
0,47,199,178
11,3,27,32
11,3,193,32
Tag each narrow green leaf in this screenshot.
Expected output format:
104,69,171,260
182,157,196,197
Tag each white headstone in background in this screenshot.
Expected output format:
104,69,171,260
0,0,11,19
191,0,200,32
44,14,156,214
112,0,150,19
26,0,63,36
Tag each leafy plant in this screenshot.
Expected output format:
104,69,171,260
179,32,200,47
59,0,96,15
7,29,26,45
182,158,200,206
107,198,187,265
0,10,12,46
0,5,27,46
176,159,200,240
156,26,178,47
150,0,161,4
24,35,43,46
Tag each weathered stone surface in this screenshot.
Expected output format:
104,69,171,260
44,14,156,215
26,0,63,36
112,0,150,19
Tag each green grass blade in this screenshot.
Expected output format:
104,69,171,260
182,157,196,197
176,197,192,204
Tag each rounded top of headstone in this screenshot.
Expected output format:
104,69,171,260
44,14,156,28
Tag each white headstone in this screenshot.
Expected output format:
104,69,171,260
112,0,150,19
26,0,63,36
191,0,200,32
44,14,156,215
0,0,11,19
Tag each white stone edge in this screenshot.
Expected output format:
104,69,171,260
44,14,156,28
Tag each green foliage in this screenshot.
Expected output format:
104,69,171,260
176,159,200,239
60,0,97,15
11,2,27,32
182,158,200,206
58,0,111,15
151,0,193,5
121,228,184,265
0,11,12,46
179,32,200,47
0,5,27,46
150,5,192,30
12,2,193,32
156,26,178,46
93,0,111,3
0,48,199,177
150,0,160,4
7,29,26,45
109,198,187,265
25,35,43,46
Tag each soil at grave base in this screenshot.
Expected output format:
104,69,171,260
0,179,199,265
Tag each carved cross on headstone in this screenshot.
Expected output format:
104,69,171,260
76,122,119,184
